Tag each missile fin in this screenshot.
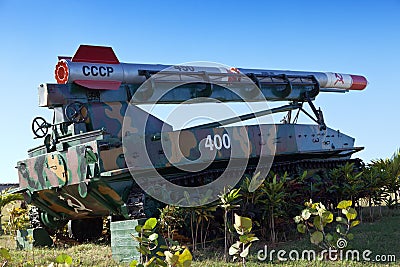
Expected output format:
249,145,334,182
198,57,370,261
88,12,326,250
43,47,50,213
72,45,120,64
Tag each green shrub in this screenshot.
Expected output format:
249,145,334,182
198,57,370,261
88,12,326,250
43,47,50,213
294,200,360,250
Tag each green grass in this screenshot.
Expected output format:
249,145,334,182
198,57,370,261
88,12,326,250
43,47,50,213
1,209,399,266
0,237,117,266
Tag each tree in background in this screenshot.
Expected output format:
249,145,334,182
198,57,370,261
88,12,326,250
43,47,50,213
370,150,400,210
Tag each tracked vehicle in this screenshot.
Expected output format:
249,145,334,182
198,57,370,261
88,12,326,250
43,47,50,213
16,45,367,240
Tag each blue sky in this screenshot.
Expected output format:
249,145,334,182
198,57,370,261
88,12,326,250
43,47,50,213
0,0,399,183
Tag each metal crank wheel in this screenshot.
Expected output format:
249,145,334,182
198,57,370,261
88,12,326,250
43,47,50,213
32,117,50,138
65,102,88,123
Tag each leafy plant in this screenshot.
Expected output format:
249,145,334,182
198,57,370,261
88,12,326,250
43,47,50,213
229,214,258,267
239,173,264,217
131,218,163,266
0,189,24,234
371,150,400,210
360,164,388,219
159,205,185,243
260,173,287,243
130,218,192,267
55,253,73,265
3,206,30,235
331,163,364,205
163,247,192,267
186,204,216,251
295,200,360,251
218,187,241,262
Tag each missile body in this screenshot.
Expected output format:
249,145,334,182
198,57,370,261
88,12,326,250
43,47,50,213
55,45,367,91
239,68,367,90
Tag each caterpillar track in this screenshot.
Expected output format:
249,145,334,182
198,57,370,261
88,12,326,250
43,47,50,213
125,157,363,218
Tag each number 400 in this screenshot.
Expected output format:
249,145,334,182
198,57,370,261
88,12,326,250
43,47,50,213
204,134,231,151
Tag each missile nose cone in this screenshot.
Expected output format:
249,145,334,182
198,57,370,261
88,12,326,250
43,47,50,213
350,75,368,90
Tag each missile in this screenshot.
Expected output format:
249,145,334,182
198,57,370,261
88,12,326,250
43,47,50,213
55,45,368,91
